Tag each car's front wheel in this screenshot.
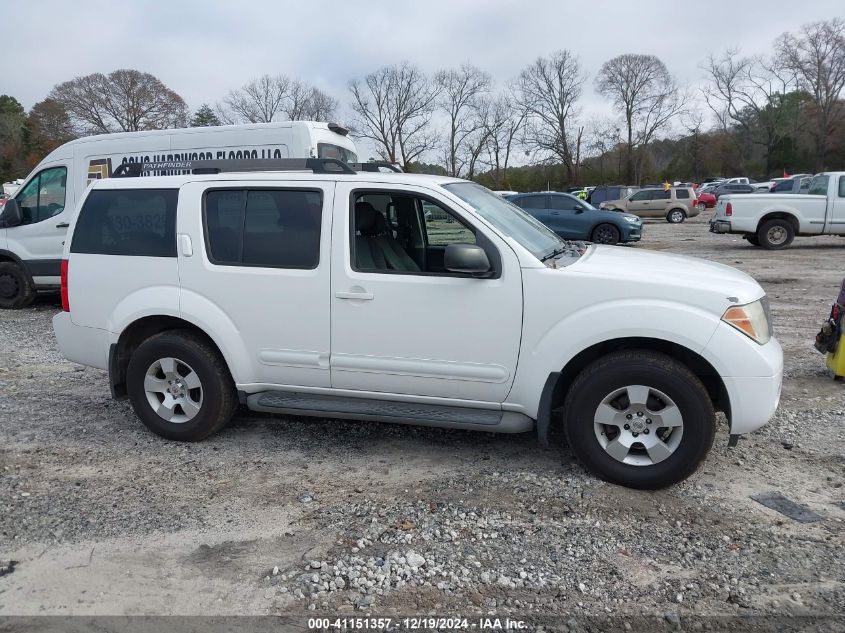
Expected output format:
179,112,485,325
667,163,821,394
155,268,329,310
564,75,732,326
0,262,36,310
126,330,237,441
562,350,715,489
591,223,620,245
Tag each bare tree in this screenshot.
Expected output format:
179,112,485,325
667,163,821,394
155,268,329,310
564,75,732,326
50,69,188,134
435,63,491,177
595,54,684,184
480,94,524,188
349,62,439,169
285,81,338,121
702,49,799,174
220,74,290,123
514,50,584,184
776,18,845,170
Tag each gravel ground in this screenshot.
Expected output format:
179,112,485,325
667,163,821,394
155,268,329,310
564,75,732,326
1,211,843,629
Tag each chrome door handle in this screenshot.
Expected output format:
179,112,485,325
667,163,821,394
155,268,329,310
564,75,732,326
336,291,374,300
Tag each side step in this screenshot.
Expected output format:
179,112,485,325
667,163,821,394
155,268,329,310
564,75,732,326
245,391,533,433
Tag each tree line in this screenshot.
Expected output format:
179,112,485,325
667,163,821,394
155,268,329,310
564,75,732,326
1,18,843,189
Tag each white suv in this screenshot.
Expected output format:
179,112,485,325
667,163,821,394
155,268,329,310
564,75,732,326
52,159,783,489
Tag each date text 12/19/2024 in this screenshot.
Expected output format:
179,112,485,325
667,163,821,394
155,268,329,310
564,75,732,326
308,617,528,630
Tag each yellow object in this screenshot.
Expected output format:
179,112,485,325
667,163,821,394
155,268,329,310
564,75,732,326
827,335,845,378
663,181,671,191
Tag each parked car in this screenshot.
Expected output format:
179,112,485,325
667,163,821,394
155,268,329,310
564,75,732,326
600,187,700,223
0,121,357,309
770,175,812,194
714,183,755,200
696,192,717,211
710,172,845,249
45,157,782,489
506,192,642,245
587,185,636,208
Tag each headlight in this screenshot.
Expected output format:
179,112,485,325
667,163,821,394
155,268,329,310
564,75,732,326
622,216,639,223
721,297,772,345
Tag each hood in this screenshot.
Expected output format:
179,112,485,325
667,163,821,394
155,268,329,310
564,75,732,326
566,245,764,309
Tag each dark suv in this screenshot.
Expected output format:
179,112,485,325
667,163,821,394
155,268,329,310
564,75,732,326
507,192,642,245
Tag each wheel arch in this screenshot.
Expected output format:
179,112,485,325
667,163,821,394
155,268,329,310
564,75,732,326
536,336,729,447
756,211,799,233
109,315,230,399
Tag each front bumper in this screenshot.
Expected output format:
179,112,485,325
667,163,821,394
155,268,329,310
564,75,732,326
704,324,783,435
620,225,642,242
710,219,731,233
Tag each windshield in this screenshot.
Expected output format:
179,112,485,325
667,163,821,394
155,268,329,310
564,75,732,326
317,143,358,164
442,182,562,259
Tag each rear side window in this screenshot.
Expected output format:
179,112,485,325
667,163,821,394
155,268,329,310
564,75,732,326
204,188,322,269
71,189,177,257
653,190,670,200
675,189,690,199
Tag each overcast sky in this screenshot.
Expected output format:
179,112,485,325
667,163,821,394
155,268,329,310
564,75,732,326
2,0,841,159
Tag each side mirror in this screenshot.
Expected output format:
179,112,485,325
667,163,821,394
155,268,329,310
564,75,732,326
575,205,585,213
0,198,22,228
444,243,491,276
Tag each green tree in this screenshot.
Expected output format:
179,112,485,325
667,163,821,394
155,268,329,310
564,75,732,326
0,95,27,183
191,103,222,127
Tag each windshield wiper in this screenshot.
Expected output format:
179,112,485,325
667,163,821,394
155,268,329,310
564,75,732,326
540,244,569,262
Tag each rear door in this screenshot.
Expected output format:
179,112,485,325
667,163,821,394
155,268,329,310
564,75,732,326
646,189,671,217
177,180,333,388
546,194,585,238
512,194,549,226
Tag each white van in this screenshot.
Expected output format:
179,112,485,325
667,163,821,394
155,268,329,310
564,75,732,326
0,121,357,308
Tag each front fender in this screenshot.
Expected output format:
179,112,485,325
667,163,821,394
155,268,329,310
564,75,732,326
507,299,722,418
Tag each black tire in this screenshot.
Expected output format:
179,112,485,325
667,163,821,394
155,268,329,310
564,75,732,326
591,223,620,245
756,218,794,249
562,350,715,489
666,208,686,224
746,234,760,246
0,261,36,310
126,329,237,441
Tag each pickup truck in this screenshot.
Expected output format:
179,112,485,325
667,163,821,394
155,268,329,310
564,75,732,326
710,172,845,249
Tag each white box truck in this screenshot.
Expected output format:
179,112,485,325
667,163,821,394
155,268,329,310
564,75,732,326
0,121,357,308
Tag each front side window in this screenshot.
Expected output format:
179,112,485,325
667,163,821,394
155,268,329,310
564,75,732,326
15,166,67,224
352,191,479,274
205,188,322,269
71,188,177,257
549,195,579,211
839,176,845,198
629,190,651,201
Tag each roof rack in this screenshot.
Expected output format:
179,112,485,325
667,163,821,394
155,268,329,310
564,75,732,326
112,157,356,178
347,161,403,173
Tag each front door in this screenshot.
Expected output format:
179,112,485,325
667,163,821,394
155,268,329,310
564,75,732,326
6,164,70,284
826,174,845,234
177,181,334,388
547,194,587,238
645,189,671,217
625,190,652,215
330,182,523,402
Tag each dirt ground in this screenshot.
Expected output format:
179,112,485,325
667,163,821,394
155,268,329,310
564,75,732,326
1,211,843,630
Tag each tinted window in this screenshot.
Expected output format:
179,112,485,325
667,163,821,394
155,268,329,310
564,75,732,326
514,195,546,209
653,190,670,200
630,190,651,201
808,175,829,196
548,195,578,210
773,180,792,192
839,176,845,198
675,189,690,199
205,189,322,269
15,166,67,224
71,189,177,257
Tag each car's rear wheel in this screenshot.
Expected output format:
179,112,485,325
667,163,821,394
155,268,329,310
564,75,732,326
666,209,686,223
0,261,36,310
126,330,237,441
591,223,620,245
757,219,794,249
562,350,715,489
